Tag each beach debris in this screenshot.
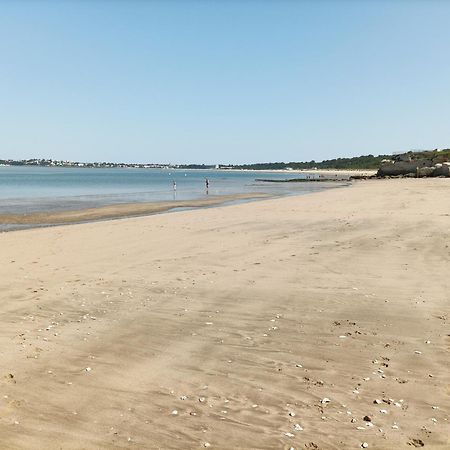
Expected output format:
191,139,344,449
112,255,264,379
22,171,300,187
288,412,296,417
6,373,15,383
414,350,422,355
321,397,330,404
295,364,303,368
361,443,369,449
203,443,211,448
294,424,303,431
180,395,187,400
199,397,206,403
380,409,388,414
363,416,372,422
85,367,92,372
373,399,382,405
392,424,399,430
408,438,424,447
171,410,178,416
284,432,295,438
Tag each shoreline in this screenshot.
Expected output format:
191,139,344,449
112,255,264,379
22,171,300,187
0,182,349,231
0,193,270,228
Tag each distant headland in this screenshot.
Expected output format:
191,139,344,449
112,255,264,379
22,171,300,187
1,149,449,173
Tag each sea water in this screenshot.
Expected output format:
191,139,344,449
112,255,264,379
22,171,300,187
0,166,343,217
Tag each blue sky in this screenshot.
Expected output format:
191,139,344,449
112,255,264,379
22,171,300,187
1,0,449,164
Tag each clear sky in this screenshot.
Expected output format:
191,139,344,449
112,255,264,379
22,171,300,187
1,0,449,164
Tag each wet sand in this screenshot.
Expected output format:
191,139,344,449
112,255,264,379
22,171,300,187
0,193,270,226
0,178,449,449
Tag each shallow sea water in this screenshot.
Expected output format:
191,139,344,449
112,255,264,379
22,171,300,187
0,166,347,229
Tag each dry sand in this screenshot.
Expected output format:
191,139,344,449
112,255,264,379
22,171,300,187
0,178,449,449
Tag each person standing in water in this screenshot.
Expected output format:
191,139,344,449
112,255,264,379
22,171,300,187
205,178,209,193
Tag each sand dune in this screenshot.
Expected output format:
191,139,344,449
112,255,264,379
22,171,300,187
0,179,449,449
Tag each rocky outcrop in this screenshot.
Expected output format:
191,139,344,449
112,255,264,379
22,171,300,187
433,163,450,177
377,153,450,178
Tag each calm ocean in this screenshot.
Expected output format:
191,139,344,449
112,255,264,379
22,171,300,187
0,166,343,217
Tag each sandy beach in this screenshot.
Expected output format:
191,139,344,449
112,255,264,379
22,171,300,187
0,178,449,449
